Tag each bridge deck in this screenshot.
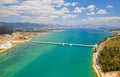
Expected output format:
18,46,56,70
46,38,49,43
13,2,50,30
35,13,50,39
30,41,94,47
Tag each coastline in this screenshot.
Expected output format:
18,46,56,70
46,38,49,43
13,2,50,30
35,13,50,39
92,32,120,77
92,43,105,77
0,30,63,53
0,33,33,53
92,49,101,77
92,36,111,77
0,39,29,53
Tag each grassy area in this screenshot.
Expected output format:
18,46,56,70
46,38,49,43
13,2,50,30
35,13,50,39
98,35,120,72
15,36,28,40
0,49,4,51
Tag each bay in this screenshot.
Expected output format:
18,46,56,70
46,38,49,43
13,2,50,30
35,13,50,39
0,29,111,77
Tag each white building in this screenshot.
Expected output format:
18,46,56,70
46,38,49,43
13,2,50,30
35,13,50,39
0,41,12,49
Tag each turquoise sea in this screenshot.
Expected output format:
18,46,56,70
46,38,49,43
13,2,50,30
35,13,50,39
0,29,111,77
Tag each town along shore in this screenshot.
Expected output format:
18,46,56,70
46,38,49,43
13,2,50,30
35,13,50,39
0,32,39,52
0,30,63,53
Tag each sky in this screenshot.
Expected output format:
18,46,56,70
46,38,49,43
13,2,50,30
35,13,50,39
0,0,120,28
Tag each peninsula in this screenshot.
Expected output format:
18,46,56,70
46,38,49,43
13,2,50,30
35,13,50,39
93,29,120,77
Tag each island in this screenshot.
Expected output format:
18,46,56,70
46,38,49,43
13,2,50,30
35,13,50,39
93,29,120,77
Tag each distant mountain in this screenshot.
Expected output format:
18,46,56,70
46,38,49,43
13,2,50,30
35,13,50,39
109,28,120,31
0,22,62,32
0,22,51,28
0,26,13,34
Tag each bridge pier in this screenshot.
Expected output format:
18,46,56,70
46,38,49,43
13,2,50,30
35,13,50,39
70,44,72,46
62,43,65,46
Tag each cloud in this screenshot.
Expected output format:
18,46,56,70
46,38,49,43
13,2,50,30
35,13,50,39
107,5,113,8
71,2,78,6
86,9,108,15
0,0,117,26
96,9,107,14
87,5,96,11
73,4,96,14
21,15,56,24
72,4,108,15
63,2,78,7
54,0,78,7
74,7,85,13
86,12,95,15
0,0,78,24
60,7,69,13
0,0,19,4
70,16,120,28
0,6,19,17
62,14,78,18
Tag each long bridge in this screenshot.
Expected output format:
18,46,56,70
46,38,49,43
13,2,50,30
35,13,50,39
30,41,94,48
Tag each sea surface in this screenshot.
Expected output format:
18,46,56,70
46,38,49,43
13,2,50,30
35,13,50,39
0,29,111,77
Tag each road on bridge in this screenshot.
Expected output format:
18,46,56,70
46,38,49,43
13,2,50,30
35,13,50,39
30,41,94,47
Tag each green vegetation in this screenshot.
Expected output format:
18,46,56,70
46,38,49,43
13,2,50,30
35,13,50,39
98,35,120,72
97,37,108,45
0,49,4,51
97,36,113,45
15,37,28,40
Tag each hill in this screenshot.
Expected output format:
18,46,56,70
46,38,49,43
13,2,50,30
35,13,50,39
0,26,13,34
0,22,62,32
98,35,120,72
